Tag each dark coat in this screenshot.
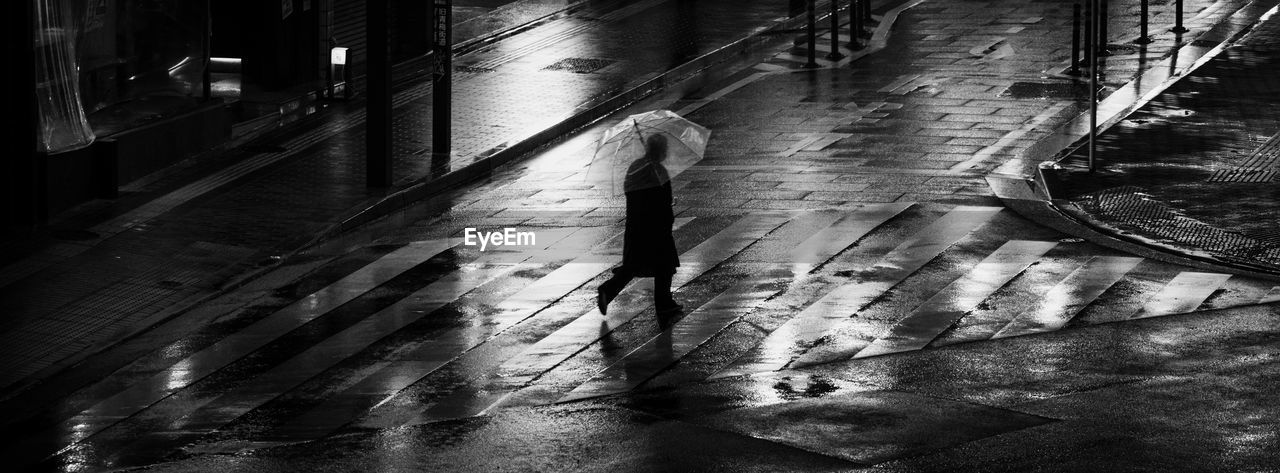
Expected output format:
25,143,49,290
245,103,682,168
620,161,679,276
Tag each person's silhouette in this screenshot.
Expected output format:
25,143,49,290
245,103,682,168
597,134,682,315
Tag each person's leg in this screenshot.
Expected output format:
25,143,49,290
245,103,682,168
597,269,633,315
654,272,681,312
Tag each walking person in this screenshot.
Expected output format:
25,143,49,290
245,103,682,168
597,134,682,315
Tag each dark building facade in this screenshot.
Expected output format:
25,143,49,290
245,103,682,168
8,0,433,227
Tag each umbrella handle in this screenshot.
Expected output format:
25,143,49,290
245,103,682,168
633,119,642,141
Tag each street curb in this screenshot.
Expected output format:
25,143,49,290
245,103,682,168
999,0,1280,279
988,176,1280,282
311,8,829,244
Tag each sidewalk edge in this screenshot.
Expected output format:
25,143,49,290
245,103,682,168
997,0,1280,280
989,175,1280,281
311,12,817,244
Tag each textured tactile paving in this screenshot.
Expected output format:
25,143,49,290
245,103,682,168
1071,186,1280,266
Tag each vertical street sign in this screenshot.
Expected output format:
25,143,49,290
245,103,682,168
433,0,452,173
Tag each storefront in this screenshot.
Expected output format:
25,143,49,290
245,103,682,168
12,0,434,224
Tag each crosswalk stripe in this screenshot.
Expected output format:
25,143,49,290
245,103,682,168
47,239,457,451
556,204,911,402
438,213,792,417
1261,286,1280,304
155,261,527,433
992,256,1142,339
274,220,693,436
710,206,1002,379
152,228,604,434
266,232,637,436
848,240,1058,360
559,275,784,403
494,214,791,383
1130,272,1232,319
790,204,913,265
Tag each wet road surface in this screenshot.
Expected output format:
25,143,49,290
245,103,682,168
6,196,1275,471
4,0,1280,471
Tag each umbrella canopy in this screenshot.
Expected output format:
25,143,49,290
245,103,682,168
586,110,710,195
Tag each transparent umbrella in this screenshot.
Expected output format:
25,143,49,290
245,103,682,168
586,110,711,195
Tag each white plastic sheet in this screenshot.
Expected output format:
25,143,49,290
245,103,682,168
33,0,95,153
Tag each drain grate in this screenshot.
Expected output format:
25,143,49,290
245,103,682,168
1208,131,1280,182
542,57,615,73
1072,186,1280,265
1000,81,1088,99
1245,227,1280,247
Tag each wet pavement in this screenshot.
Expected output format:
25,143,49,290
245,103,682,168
0,0,797,390
1044,0,1280,274
5,0,1280,471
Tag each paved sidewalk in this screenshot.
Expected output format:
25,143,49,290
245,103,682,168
1041,0,1280,275
0,0,803,393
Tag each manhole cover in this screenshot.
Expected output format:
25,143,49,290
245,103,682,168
1000,81,1089,99
542,57,615,73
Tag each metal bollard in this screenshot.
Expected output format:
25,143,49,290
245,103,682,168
1097,0,1109,56
1082,0,1093,67
1136,0,1152,44
850,0,864,48
828,0,844,59
806,0,819,68
1071,3,1081,75
1172,0,1189,33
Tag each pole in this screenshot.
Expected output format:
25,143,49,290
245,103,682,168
805,0,818,68
1172,0,1188,33
1097,0,1108,56
1088,0,1099,173
1071,3,1081,75
11,0,44,225
202,0,212,100
432,0,453,172
1082,0,1092,67
850,0,863,48
827,0,844,60
1136,0,1151,44
366,0,392,187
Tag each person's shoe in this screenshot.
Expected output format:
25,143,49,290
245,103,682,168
655,299,682,314
597,287,610,315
